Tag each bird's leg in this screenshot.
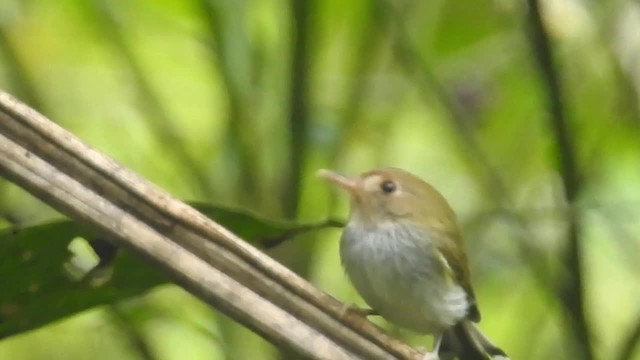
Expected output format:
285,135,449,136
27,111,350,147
421,334,442,360
339,303,379,318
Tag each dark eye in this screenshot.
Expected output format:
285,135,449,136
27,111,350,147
380,180,396,194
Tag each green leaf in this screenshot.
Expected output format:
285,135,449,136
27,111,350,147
0,203,343,339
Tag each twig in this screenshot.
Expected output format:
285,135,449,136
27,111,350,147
0,90,422,359
262,218,345,248
525,1,593,359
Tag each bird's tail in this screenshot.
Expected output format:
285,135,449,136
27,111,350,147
439,320,509,360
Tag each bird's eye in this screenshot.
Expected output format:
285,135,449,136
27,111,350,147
380,180,396,194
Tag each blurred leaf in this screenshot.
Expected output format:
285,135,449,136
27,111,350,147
0,202,342,339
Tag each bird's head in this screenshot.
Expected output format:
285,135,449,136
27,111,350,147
318,167,456,232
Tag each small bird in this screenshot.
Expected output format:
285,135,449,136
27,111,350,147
318,167,508,360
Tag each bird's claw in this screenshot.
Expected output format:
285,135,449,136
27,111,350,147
339,303,378,318
420,352,439,360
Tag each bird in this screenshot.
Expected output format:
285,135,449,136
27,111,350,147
318,167,508,360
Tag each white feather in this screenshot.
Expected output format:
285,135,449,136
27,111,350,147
341,220,469,334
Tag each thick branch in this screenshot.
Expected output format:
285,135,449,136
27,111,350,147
0,91,421,359
0,128,354,359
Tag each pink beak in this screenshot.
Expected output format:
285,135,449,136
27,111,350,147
316,169,359,196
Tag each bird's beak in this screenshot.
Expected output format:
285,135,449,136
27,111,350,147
316,169,359,196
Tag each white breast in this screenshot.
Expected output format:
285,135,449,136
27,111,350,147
340,222,468,333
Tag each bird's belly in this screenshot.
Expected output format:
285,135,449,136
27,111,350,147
340,225,468,333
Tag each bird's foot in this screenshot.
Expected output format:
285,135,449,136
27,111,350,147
419,334,442,360
420,351,439,360
339,303,378,318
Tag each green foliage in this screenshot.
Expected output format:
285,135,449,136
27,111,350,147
0,203,340,340
1,0,640,359
0,221,165,339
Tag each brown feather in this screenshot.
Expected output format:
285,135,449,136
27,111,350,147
431,226,481,322
368,167,481,322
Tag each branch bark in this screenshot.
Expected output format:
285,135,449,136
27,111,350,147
0,91,421,359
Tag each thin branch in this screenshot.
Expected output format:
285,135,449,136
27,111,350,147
262,218,344,248
526,1,593,359
0,90,422,359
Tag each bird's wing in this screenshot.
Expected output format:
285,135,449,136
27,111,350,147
431,227,481,323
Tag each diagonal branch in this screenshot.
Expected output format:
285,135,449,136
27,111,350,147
526,1,593,359
0,90,422,360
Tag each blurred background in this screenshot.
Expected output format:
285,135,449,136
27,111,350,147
1,0,640,359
